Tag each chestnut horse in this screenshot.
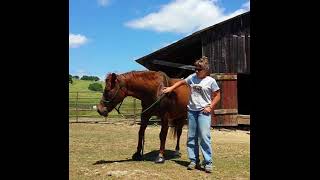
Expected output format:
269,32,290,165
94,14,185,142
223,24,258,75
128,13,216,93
97,70,190,163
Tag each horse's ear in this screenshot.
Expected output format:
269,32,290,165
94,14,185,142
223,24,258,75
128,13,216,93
111,73,117,79
111,73,117,88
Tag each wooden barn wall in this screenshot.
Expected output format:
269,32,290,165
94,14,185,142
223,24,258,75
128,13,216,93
201,13,250,74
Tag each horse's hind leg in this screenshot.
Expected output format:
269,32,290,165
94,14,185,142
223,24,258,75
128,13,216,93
132,114,150,161
155,118,169,163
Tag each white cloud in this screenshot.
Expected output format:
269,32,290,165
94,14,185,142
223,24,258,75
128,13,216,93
69,33,88,48
98,0,110,7
125,0,250,34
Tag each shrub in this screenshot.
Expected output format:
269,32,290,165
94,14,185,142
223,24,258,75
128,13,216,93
88,83,103,92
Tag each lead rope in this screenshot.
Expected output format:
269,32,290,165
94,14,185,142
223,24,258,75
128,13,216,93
114,100,124,117
139,72,169,115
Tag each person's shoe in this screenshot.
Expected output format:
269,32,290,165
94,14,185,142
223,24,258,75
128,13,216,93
204,163,213,173
187,161,200,170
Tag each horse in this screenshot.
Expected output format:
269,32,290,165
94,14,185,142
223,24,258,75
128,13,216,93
97,70,190,163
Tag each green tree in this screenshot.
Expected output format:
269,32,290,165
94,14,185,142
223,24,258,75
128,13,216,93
73,75,79,79
69,74,73,84
81,75,100,81
93,76,100,81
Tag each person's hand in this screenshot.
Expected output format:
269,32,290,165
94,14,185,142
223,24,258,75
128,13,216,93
162,87,173,94
202,106,212,113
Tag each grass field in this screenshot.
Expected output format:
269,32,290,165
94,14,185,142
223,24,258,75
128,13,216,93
69,123,250,180
69,79,142,119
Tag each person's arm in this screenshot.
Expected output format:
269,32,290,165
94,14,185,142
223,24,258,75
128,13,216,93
162,80,187,94
203,90,221,113
210,90,221,109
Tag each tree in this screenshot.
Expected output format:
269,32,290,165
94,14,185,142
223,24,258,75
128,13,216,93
93,76,100,81
73,75,79,79
69,74,73,84
81,75,100,81
80,75,88,80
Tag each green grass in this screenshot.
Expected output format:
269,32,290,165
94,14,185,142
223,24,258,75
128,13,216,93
69,79,104,92
69,123,250,179
69,79,142,119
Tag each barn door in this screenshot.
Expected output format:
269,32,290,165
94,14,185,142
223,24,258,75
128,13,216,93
211,73,238,126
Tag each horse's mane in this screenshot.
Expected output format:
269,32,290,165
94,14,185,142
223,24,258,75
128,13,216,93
105,70,164,82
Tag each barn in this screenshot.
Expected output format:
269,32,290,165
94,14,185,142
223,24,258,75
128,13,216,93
135,11,250,127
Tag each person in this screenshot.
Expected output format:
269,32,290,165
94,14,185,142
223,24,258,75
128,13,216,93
162,56,221,173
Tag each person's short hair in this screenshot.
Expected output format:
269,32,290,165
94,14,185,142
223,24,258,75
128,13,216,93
194,56,209,72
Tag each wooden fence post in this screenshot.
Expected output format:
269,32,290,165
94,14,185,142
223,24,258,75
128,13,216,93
76,92,79,122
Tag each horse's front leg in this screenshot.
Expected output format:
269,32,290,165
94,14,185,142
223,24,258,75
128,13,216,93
132,114,150,161
155,118,168,163
174,124,183,157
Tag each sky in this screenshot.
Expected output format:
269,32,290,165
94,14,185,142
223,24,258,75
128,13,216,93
69,0,250,80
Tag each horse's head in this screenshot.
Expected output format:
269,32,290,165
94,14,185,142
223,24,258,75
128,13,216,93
97,73,127,117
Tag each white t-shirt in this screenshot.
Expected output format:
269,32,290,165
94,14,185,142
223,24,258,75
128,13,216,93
184,73,220,111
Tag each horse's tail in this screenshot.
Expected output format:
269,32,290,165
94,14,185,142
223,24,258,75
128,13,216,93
169,121,178,139
169,117,185,139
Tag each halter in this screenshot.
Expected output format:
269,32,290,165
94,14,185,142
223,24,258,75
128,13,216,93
101,80,126,114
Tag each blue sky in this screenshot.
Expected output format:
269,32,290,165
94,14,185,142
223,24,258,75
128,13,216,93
69,0,250,80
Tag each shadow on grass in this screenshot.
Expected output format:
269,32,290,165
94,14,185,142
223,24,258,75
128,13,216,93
93,149,189,167
170,160,190,167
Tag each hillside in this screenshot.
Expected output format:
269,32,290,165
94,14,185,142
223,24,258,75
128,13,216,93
69,79,104,92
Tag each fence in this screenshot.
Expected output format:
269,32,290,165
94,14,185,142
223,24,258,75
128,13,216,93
69,91,144,123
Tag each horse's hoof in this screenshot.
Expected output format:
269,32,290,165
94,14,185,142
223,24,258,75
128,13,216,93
155,155,165,163
132,152,142,161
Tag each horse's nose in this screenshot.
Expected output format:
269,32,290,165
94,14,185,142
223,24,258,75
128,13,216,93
97,108,106,116
96,108,101,115
96,104,108,117
96,104,102,114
